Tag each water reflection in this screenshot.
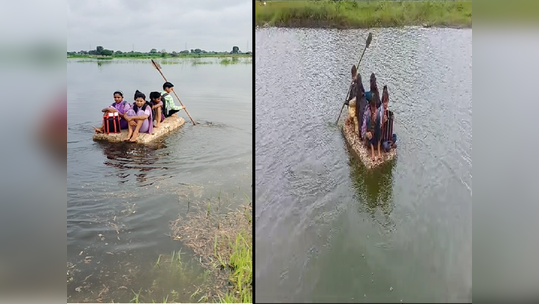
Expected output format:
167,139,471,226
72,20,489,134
346,145,396,229
99,141,168,184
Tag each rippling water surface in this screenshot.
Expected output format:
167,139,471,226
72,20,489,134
67,58,252,302
255,27,472,302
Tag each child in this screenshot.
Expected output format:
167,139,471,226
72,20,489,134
380,85,397,152
149,91,165,128
345,65,358,106
93,91,131,133
161,82,186,118
355,73,368,140
124,90,153,142
365,73,381,109
361,97,382,161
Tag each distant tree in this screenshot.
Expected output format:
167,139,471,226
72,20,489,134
161,49,166,53
180,50,189,54
115,50,123,55
150,49,157,54
190,49,195,54
96,46,104,55
101,49,113,56
232,46,240,54
194,48,201,54
171,51,178,57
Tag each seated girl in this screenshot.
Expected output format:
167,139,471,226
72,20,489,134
93,91,131,133
124,90,153,142
361,97,382,161
365,73,381,109
149,91,165,128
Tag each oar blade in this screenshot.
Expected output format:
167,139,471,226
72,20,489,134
366,32,373,48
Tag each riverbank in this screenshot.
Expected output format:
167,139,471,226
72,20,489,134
255,1,472,29
67,53,252,59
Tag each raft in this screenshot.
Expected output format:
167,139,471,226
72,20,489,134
341,116,397,169
93,116,185,144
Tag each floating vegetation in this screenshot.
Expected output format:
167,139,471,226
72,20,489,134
170,195,252,302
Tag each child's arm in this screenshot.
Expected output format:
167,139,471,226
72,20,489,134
164,94,183,111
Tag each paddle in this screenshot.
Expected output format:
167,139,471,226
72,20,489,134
335,32,373,124
151,59,196,125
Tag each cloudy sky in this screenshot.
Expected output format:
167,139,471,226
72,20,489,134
68,0,252,53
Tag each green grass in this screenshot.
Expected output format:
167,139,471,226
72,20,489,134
215,233,253,303
255,0,472,28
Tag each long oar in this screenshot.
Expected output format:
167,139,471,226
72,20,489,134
151,59,196,125
335,32,373,124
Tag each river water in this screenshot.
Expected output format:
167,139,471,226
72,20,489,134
255,27,472,302
67,57,252,302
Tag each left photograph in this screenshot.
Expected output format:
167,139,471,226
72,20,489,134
67,0,253,302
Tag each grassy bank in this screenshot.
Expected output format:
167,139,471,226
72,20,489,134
255,1,472,29
67,53,252,59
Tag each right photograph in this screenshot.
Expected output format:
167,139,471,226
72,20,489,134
255,1,472,303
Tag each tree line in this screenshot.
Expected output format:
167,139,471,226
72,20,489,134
67,46,251,57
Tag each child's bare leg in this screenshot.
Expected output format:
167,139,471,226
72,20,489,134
377,141,381,159
125,124,134,141
155,108,161,128
93,120,105,133
130,119,144,142
370,144,375,161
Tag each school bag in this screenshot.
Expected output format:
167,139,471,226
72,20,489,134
161,93,170,116
103,112,121,134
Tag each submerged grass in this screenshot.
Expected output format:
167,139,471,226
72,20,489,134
255,0,472,28
170,194,253,303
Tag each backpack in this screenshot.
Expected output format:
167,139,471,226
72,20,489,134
161,93,170,117
102,112,121,134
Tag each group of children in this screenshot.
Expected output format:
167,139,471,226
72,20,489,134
346,65,397,161
93,82,185,142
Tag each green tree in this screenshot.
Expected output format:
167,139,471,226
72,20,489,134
150,48,157,54
232,46,240,54
101,49,113,56
96,46,104,55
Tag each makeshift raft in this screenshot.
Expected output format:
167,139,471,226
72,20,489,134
341,116,397,169
93,116,185,144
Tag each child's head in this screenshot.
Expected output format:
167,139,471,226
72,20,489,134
134,90,146,107
370,73,378,92
163,82,174,93
356,72,364,96
382,85,389,110
351,65,357,78
149,91,161,102
113,91,123,103
369,95,377,109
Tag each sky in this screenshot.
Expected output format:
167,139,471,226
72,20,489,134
67,0,253,53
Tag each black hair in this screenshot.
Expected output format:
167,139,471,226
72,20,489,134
149,91,161,101
370,73,378,92
382,85,389,103
133,90,149,112
134,90,146,100
113,91,123,97
163,82,174,90
355,73,365,97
